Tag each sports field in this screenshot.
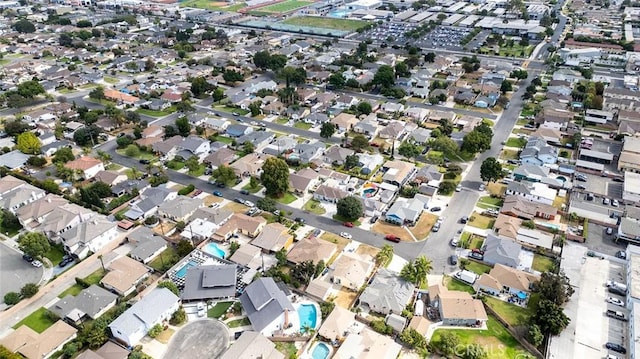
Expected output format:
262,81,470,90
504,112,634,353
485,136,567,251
255,0,313,13
282,16,369,31
179,0,246,11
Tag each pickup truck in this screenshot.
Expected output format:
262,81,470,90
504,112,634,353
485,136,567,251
606,309,628,321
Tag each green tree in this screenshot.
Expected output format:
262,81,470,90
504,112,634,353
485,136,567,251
223,70,244,83
534,299,570,335
528,324,544,347
176,240,194,257
248,101,262,116
320,122,336,139
229,241,240,257
4,120,30,136
53,147,75,163
20,283,39,298
185,156,200,173
18,232,50,258
424,52,436,62
500,80,513,94
170,307,187,325
275,248,288,267
375,244,394,267
89,86,105,100
1,209,21,232
257,197,277,212
212,87,225,102
260,157,290,197
278,66,307,87
372,65,396,88
400,256,432,287
211,165,237,185
148,324,163,338
253,50,272,70
16,132,41,155
4,292,21,305
398,141,421,159
480,157,503,183
533,270,574,305
190,76,214,97
429,136,458,155
344,154,360,170
436,332,460,357
461,128,491,154
438,181,457,195
16,80,45,98
356,101,372,115
125,144,140,157
336,196,363,220
242,141,255,155
350,134,369,152
13,19,36,33
394,61,411,78
175,117,191,137
328,72,346,89
157,281,179,296
27,156,47,167
438,118,454,136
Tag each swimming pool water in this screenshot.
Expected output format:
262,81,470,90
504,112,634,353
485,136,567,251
311,342,331,359
203,242,226,259
298,304,318,332
175,260,198,278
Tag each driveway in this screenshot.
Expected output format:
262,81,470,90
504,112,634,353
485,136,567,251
163,320,229,359
0,242,43,301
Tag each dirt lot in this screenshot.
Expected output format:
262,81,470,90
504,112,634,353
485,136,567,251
355,244,380,258
487,182,507,196
372,221,413,241
333,287,358,309
203,195,223,206
153,222,175,235
223,202,249,213
408,213,438,240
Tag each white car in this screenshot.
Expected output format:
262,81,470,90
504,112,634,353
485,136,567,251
198,309,206,317
31,260,43,268
479,184,486,191
612,199,619,207
340,232,352,239
607,297,624,307
455,184,462,192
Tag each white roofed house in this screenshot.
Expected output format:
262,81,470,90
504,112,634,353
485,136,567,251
359,268,415,315
157,196,204,223
40,202,95,241
60,216,119,259
0,175,46,214
330,252,375,291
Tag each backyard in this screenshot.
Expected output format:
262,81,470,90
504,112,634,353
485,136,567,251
208,301,234,318
58,268,107,298
431,316,532,359
282,16,369,32
532,254,556,272
44,243,65,266
468,212,496,230
484,296,532,327
148,247,179,273
12,307,58,333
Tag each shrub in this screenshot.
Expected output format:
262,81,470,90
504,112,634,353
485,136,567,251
20,283,39,298
148,324,163,338
178,184,195,196
4,292,21,305
75,277,91,288
443,172,457,180
170,307,187,325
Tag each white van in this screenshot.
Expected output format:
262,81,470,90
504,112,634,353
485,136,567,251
454,270,478,285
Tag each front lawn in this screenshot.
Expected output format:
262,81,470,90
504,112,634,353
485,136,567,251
293,122,312,130
136,106,176,117
445,276,476,294
499,149,519,161
275,117,289,124
227,317,251,328
12,307,57,333
116,148,156,161
505,137,527,148
212,135,233,144
44,243,65,265
532,254,556,272
408,213,438,240
188,165,206,177
477,196,504,210
484,296,532,327
332,214,361,227
213,106,249,116
208,302,233,318
469,235,484,250
269,192,297,204
468,212,496,229
465,261,492,275
0,210,22,238
431,316,532,359
303,199,326,215
242,183,263,194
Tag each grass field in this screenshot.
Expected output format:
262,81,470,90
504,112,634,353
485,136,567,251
12,307,57,333
431,316,532,359
477,196,504,210
293,121,312,130
532,254,556,272
484,297,532,327
468,212,496,229
208,302,234,318
269,192,297,204
58,268,107,298
505,137,527,148
180,0,246,10
228,317,251,328
282,16,368,32
137,106,176,117
257,0,312,13
465,261,492,275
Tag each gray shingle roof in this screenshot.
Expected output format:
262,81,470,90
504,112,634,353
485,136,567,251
239,278,294,332
181,264,237,301
51,285,118,320
109,288,179,341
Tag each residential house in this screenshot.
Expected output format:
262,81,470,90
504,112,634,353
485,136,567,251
39,202,95,241
266,136,298,155
324,145,355,165
357,153,384,175
354,116,381,138
251,223,294,253
474,264,540,298
75,342,129,359
291,142,325,163
125,187,177,220
414,165,443,187
111,179,150,197
493,214,554,249
382,160,416,187
60,217,119,259
0,150,30,170
482,233,523,269
174,136,211,162
64,156,105,180
220,331,284,359
617,110,640,136
226,124,253,138
286,236,337,265
214,213,267,241
289,168,319,195
182,264,238,302
157,196,204,222
410,128,432,144
513,164,564,188
618,136,640,173
129,231,168,264
15,194,67,229
237,131,275,152
359,268,415,315
203,148,237,168
331,252,374,291
238,277,296,336
314,184,349,203
100,256,150,296
0,175,46,214
51,285,118,323
428,283,488,326
500,195,557,220
203,117,230,132
1,321,77,359
331,113,359,132
231,153,271,178
304,112,329,125
378,121,406,140
332,327,402,359
109,288,180,347
505,180,557,205
93,170,128,187
229,243,263,269
385,195,429,225
405,107,430,123
519,136,558,165
318,306,356,342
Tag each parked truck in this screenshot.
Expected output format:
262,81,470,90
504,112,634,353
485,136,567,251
606,309,628,321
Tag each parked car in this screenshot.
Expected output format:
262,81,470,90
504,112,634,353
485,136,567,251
369,216,379,224
216,182,226,188
615,251,627,259
468,252,484,260
455,184,462,192
31,260,43,268
294,217,305,224
244,201,255,208
603,198,611,205
574,184,586,190
587,250,605,259
430,207,442,212
139,159,151,164
478,184,486,191
449,255,458,265
612,199,619,207
385,234,400,243
193,189,203,196
606,297,624,307
471,248,484,255
343,222,354,228
240,189,249,195
340,232,352,239
450,237,459,247
575,177,587,182
460,216,468,224
609,286,627,296
432,224,440,232
234,198,244,204
213,191,223,197
59,257,74,267
22,254,34,262
606,227,613,235
605,343,626,354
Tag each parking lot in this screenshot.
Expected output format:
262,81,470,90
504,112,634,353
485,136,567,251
355,22,416,44
586,222,626,256
549,243,628,359
414,26,475,51
0,243,43,302
569,192,625,225
575,171,624,199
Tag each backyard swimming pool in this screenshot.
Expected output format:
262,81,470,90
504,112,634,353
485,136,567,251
297,303,319,332
202,242,227,259
310,342,332,359
175,260,198,278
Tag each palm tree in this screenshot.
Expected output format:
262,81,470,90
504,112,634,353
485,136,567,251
129,167,142,180
413,255,433,287
375,244,394,267
97,150,112,165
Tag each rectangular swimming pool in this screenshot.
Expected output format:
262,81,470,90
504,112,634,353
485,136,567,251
175,260,198,279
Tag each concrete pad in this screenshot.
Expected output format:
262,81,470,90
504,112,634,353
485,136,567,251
162,319,229,359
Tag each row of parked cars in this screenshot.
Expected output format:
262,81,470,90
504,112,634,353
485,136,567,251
605,280,628,356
